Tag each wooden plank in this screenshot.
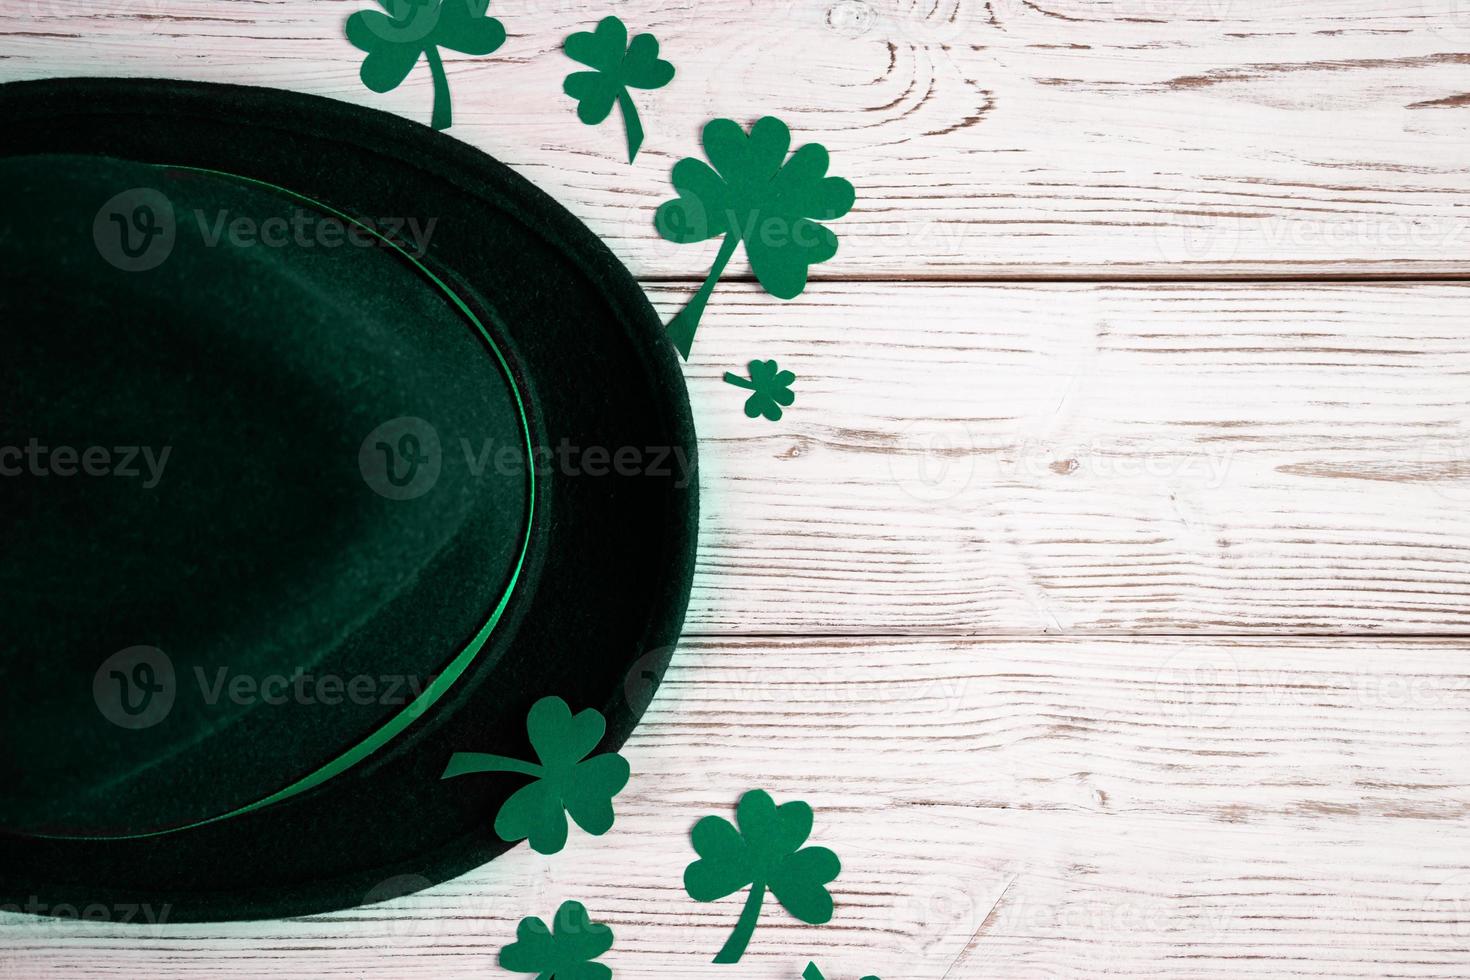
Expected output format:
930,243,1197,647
671,280,1470,634
5,1,1470,277
4,636,1468,978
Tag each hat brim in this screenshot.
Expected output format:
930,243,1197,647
0,77,697,922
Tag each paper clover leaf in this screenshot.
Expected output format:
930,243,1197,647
442,696,631,855
805,963,880,980
684,789,842,964
499,900,614,980
724,359,797,422
563,16,674,163
346,0,506,130
655,116,855,360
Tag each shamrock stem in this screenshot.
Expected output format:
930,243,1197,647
617,90,644,163
723,372,757,390
425,46,452,130
441,753,542,779
714,880,766,964
667,233,738,360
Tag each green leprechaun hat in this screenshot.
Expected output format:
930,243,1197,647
0,77,697,922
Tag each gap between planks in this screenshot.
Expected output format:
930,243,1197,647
680,630,1470,639
638,271,1470,285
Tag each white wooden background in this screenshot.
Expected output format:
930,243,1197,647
4,1,1470,977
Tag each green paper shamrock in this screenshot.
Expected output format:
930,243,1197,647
804,962,880,980
724,359,797,422
499,900,614,980
442,696,630,855
563,16,674,163
655,116,855,360
684,789,842,964
345,0,506,131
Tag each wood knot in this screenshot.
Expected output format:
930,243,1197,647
826,0,875,36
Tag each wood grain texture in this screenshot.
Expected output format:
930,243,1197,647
672,280,1470,634
5,3,1470,978
4,636,1469,979
5,0,1470,277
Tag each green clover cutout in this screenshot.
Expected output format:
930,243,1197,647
684,789,842,964
499,900,614,980
563,16,674,163
724,359,797,422
345,0,506,131
804,963,880,980
442,696,630,855
655,116,855,360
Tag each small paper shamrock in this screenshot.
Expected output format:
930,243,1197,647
563,16,674,163
655,116,855,360
442,696,630,855
345,0,506,131
499,900,614,980
684,789,842,964
804,962,880,980
724,359,797,422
